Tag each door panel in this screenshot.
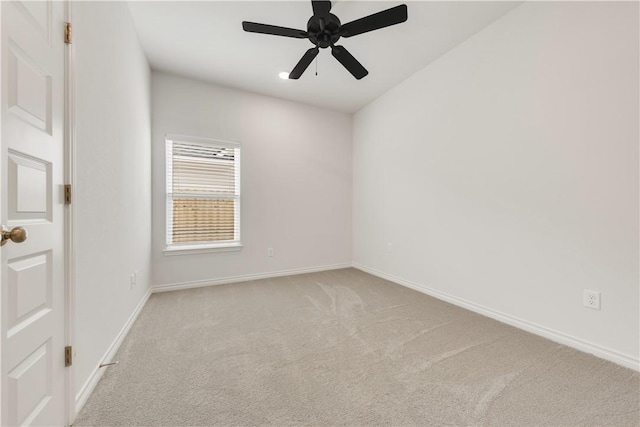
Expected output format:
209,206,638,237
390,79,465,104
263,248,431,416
11,2,51,44
8,340,51,426
8,153,51,221
8,252,51,333
1,1,66,425
7,40,53,134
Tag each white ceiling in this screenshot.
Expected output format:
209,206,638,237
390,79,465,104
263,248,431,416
128,1,521,113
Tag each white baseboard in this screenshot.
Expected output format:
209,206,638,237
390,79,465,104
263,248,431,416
353,263,639,372
152,262,353,293
75,288,152,415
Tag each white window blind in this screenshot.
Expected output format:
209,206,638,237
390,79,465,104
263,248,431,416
166,136,241,249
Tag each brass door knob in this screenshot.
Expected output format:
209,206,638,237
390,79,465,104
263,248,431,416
1,226,27,246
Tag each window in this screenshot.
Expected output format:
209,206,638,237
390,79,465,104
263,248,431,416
165,135,241,254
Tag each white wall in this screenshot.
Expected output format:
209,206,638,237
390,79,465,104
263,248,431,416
151,72,352,287
353,2,639,365
74,0,151,405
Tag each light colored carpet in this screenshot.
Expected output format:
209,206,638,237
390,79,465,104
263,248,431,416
75,268,639,426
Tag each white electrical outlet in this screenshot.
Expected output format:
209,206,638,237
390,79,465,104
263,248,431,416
130,274,135,290
583,289,601,310
267,248,274,257
387,243,393,253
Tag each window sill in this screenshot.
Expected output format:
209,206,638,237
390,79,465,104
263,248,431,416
163,243,243,256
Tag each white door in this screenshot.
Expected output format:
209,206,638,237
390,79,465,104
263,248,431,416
1,1,67,425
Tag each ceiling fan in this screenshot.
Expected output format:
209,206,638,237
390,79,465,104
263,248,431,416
242,1,408,80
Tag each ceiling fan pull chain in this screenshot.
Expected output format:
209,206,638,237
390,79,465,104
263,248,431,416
315,56,318,76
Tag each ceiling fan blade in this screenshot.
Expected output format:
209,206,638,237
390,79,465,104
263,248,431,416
340,4,407,38
312,1,332,16
242,21,307,39
289,47,320,79
331,45,368,80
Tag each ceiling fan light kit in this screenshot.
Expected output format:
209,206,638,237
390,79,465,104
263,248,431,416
242,1,408,80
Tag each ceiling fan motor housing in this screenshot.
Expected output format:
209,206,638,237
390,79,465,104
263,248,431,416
307,13,341,48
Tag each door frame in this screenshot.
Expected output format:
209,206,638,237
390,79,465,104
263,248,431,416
63,0,77,425
0,4,2,424
0,1,76,425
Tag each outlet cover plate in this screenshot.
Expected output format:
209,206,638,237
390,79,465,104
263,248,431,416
583,289,601,310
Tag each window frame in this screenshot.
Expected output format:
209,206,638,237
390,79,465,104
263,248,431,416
164,134,242,256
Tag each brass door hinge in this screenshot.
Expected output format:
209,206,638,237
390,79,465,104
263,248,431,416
64,184,72,205
64,22,72,44
65,346,73,367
